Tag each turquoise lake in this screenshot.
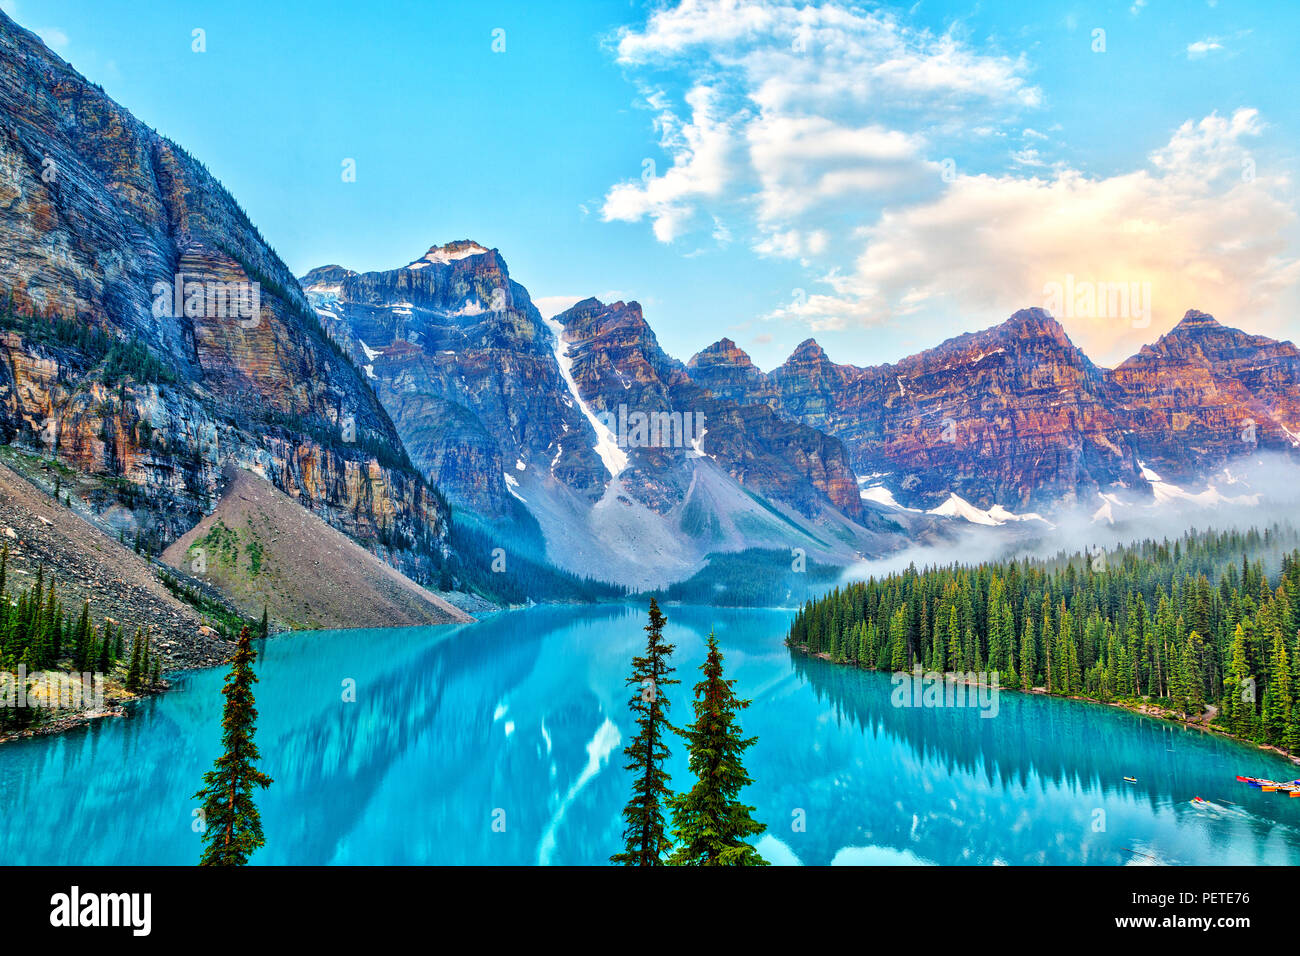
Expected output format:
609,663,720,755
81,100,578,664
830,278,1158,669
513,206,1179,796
2,603,1300,865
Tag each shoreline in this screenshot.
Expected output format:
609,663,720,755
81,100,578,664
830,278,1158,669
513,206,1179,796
0,666,193,746
789,643,1300,768
0,603,502,747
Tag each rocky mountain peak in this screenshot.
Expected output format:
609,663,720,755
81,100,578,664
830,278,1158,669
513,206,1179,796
406,240,493,269
780,338,832,371
685,337,779,410
789,337,828,361
1174,309,1221,329
558,299,652,341
688,337,755,370
555,297,609,327
300,264,358,292
1001,307,1072,345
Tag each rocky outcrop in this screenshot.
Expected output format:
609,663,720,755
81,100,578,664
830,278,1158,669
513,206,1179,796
686,337,781,410
1107,310,1300,481
0,10,449,581
0,458,230,669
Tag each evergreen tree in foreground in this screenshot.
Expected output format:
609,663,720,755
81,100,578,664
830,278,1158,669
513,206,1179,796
668,630,767,866
611,599,679,866
193,626,272,866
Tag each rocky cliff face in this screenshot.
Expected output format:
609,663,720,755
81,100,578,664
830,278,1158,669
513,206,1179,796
685,337,781,410
702,309,1136,510
1107,310,1300,481
0,11,448,579
556,298,862,518
302,242,604,521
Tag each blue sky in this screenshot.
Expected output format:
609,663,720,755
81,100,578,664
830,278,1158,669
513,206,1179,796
6,0,1298,368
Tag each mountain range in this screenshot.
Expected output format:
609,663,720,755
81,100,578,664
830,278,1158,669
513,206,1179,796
303,237,1300,585
1,8,1298,608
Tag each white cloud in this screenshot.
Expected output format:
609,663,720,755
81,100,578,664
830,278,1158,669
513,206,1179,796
753,227,829,262
603,0,1040,245
601,85,737,241
1011,147,1047,167
747,115,928,221
1187,37,1224,59
614,0,1039,110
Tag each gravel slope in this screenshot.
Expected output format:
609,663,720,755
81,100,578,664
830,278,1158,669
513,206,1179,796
162,467,472,630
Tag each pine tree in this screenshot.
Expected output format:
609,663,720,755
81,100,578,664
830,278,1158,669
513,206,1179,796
193,626,273,866
612,599,679,866
1226,624,1255,738
667,631,767,866
72,601,90,668
1019,615,1035,691
889,606,909,671
126,628,143,692
946,606,962,673
259,606,269,640
1183,630,1205,717
1262,631,1292,745
1000,603,1018,687
96,622,112,673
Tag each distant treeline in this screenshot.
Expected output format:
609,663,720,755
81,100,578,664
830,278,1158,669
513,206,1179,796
642,548,842,607
444,515,627,605
787,525,1300,754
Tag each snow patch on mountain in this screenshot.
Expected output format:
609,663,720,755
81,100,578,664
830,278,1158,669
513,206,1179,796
859,485,920,512
408,242,490,268
1092,492,1123,524
1093,467,1262,525
542,316,627,479
927,493,1052,527
502,471,526,502
689,426,709,459
1134,460,1260,509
